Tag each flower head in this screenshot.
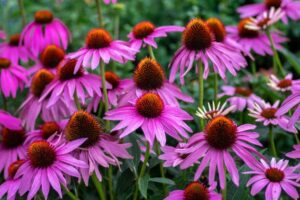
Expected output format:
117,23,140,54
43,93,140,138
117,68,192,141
196,101,236,119
267,73,300,92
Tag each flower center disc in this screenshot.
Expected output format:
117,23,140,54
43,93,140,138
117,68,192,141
58,59,84,81
261,108,277,119
183,19,212,51
265,168,285,182
65,111,102,148
265,0,282,9
184,182,209,200
235,87,252,97
8,160,25,179
28,141,56,168
34,10,54,24
134,58,165,90
206,18,226,42
86,28,112,49
40,122,61,139
40,45,65,69
105,71,120,89
9,34,20,46
205,116,237,150
238,19,259,38
277,79,292,89
0,58,11,69
1,128,26,149
30,69,55,98
132,21,156,39
136,93,164,118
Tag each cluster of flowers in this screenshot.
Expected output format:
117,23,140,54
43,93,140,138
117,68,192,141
0,0,299,199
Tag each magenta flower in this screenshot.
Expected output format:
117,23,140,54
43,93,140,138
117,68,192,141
0,30,5,40
245,158,300,200
180,116,262,189
165,181,221,200
159,143,190,167
103,0,117,4
169,18,247,84
105,93,193,146
128,21,184,51
65,111,132,184
226,19,287,56
218,86,262,112
0,160,25,200
0,34,32,63
0,110,22,130
119,58,193,106
20,10,70,57
0,57,28,98
286,144,300,159
237,0,300,23
268,73,300,92
39,59,104,107
19,69,76,130
16,138,87,200
68,28,136,73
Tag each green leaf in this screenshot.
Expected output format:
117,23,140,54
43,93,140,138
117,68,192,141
280,48,300,74
149,177,175,185
138,174,150,199
126,135,141,176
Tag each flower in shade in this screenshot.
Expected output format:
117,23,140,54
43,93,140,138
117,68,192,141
0,34,32,63
20,10,70,57
128,21,184,51
103,0,117,4
16,138,87,200
196,101,236,120
28,45,65,75
68,28,136,73
0,160,25,200
267,73,300,92
237,0,300,24
0,30,5,40
119,58,194,106
286,145,300,159
105,93,193,146
165,181,221,200
159,143,190,167
0,57,28,98
244,158,300,200
248,100,297,133
65,111,132,184
179,116,262,189
19,69,76,130
226,18,287,56
169,18,247,84
0,110,22,130
39,59,103,107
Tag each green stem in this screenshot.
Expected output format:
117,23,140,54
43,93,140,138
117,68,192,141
18,0,26,28
213,73,218,104
251,61,256,76
266,29,284,77
1,93,7,111
100,61,110,130
294,134,300,144
62,185,79,200
269,125,278,157
92,173,106,200
147,45,156,60
95,0,104,28
108,167,114,200
98,101,104,118
198,60,204,130
74,92,81,110
222,177,227,200
113,15,119,40
155,142,167,196
133,142,150,200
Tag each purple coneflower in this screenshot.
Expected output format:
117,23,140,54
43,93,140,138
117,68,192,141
0,30,5,40
196,101,236,120
286,145,300,159
165,181,221,200
268,73,300,92
20,10,70,57
245,158,300,200
119,58,193,106
68,28,136,72
0,57,28,98
128,21,184,51
65,111,132,184
0,110,22,130
105,93,193,146
103,0,117,4
159,143,190,167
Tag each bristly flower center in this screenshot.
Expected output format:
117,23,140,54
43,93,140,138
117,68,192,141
28,141,56,168
205,116,237,150
40,45,65,69
34,10,54,24
86,28,113,49
265,0,282,9
105,71,120,89
136,93,164,118
1,128,26,149
58,59,84,81
132,21,156,39
206,18,226,42
8,160,25,179
238,19,259,38
30,69,55,98
134,58,165,90
235,87,253,97
183,19,212,51
184,181,209,200
0,58,11,69
277,79,292,89
9,34,21,46
261,108,277,119
40,122,61,139
265,168,285,182
65,111,102,148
